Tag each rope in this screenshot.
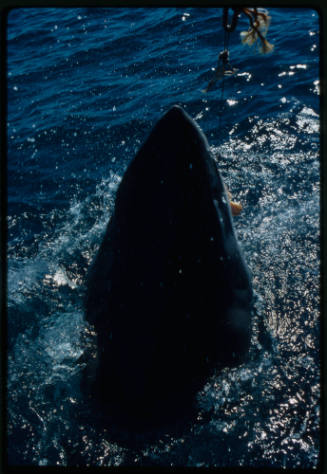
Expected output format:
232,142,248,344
218,8,241,133
218,25,231,131
222,7,241,33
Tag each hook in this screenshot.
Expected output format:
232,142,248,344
222,7,241,33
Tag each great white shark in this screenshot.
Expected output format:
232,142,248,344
85,105,253,422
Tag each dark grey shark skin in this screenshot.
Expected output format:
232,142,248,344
85,105,253,421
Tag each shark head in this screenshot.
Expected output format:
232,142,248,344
85,105,253,420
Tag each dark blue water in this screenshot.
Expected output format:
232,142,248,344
7,7,320,467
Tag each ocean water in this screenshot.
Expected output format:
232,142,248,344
6,7,320,468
